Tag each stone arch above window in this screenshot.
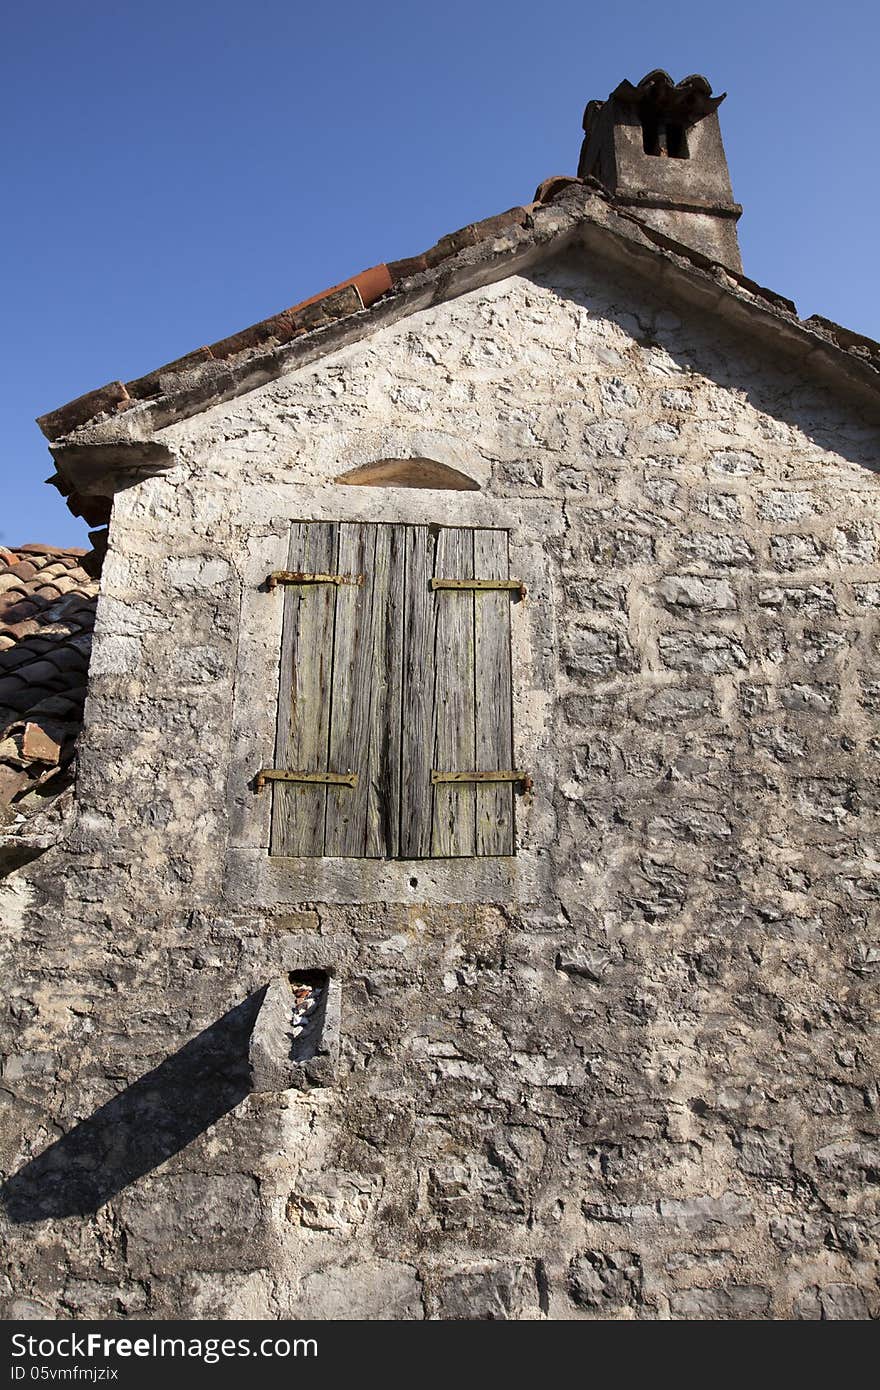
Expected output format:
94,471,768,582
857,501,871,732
334,458,481,491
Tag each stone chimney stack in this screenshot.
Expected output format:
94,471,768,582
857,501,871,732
578,69,743,273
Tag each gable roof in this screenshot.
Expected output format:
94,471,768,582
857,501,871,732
0,545,98,831
37,176,880,518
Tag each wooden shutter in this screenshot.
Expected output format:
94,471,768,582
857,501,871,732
270,521,337,856
270,521,515,858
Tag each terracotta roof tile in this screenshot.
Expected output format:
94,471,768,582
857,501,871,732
15,543,89,558
46,647,88,674
10,561,39,582
0,676,26,701
13,659,66,686
0,648,31,672
4,620,41,641
0,544,99,826
21,723,61,764
29,694,81,719
39,264,395,439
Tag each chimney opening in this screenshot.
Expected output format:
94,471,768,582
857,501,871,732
641,114,689,159
641,113,660,156
666,121,688,159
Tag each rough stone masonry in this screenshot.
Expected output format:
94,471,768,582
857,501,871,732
1,72,878,1319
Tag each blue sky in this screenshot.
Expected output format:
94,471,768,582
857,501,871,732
3,0,878,548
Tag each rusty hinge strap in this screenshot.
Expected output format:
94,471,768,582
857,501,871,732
431,769,532,791
431,578,526,599
256,769,358,792
267,571,365,589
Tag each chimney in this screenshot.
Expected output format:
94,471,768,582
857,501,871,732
578,69,743,273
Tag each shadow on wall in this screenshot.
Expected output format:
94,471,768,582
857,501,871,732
1,989,266,1223
535,257,880,474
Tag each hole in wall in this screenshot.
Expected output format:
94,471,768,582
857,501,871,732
641,115,689,159
642,114,661,156
666,122,688,159
289,970,330,1063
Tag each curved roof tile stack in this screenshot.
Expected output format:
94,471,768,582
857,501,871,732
0,545,98,824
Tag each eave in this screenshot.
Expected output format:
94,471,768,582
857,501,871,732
39,180,880,512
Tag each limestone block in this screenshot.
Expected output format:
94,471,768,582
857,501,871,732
677,532,754,566
770,534,826,569
294,1262,423,1320
655,575,737,611
568,1250,643,1311
658,632,748,673
757,490,817,522
429,1263,531,1320
669,1286,771,1319
793,1284,871,1320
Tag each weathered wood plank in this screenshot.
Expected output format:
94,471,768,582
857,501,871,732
271,521,338,856
399,525,436,859
431,527,476,857
324,523,375,856
364,524,406,857
473,528,515,855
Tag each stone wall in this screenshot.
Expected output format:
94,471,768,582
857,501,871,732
1,252,878,1319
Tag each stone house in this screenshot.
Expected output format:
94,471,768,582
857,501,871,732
1,70,878,1320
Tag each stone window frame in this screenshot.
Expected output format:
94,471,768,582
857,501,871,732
224,485,560,907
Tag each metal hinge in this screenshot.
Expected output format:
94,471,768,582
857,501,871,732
256,769,358,792
431,769,532,792
431,578,526,600
267,571,365,590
